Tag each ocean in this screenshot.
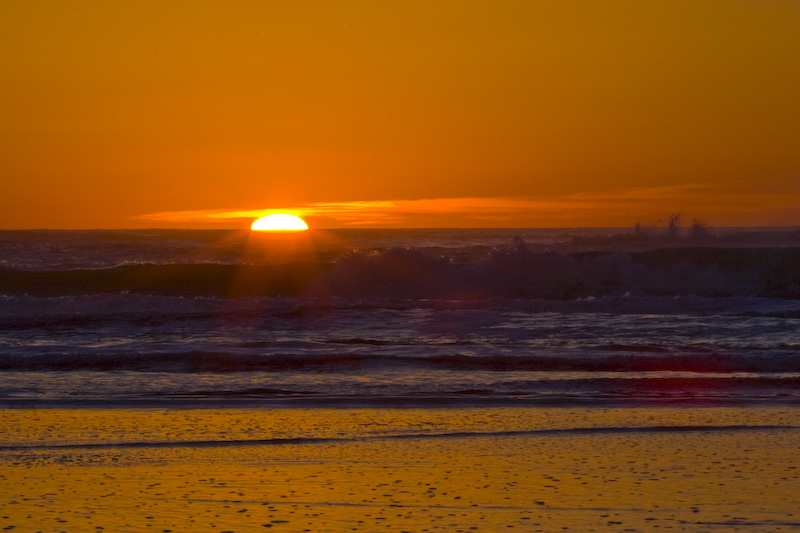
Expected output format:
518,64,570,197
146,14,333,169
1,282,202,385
2,227,799,409
4,227,800,532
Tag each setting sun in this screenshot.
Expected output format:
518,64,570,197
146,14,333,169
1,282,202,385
251,213,309,231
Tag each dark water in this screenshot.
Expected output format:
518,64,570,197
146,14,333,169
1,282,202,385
1,228,799,407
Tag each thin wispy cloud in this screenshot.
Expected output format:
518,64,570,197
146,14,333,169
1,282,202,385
135,183,799,228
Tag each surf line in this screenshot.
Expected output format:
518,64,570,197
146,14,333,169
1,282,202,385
2,424,798,452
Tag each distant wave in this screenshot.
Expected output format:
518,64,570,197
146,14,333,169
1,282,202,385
2,293,798,329
3,351,800,373
0,263,327,298
2,245,799,300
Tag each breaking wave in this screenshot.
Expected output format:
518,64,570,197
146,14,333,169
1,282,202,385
1,243,799,300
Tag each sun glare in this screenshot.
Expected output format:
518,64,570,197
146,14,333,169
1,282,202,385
251,213,309,231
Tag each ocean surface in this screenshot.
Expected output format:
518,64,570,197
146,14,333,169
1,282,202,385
2,227,800,408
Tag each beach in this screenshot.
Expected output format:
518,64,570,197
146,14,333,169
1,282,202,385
2,229,800,531
2,406,799,532
5,0,800,528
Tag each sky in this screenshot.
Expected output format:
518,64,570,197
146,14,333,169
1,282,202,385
2,0,799,229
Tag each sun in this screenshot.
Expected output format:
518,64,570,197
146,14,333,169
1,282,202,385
251,213,309,231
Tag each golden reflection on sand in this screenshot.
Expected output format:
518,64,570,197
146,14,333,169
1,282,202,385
2,407,799,531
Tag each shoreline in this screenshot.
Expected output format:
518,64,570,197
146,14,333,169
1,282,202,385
4,394,800,410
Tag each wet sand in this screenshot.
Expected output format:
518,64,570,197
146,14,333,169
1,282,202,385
2,407,799,532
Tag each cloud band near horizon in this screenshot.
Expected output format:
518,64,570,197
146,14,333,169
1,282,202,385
134,183,800,228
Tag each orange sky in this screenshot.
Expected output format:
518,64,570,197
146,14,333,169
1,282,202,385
2,1,799,229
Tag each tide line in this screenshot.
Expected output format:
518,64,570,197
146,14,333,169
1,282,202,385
1,424,797,452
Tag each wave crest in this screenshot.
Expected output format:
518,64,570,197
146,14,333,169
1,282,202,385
2,243,799,300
